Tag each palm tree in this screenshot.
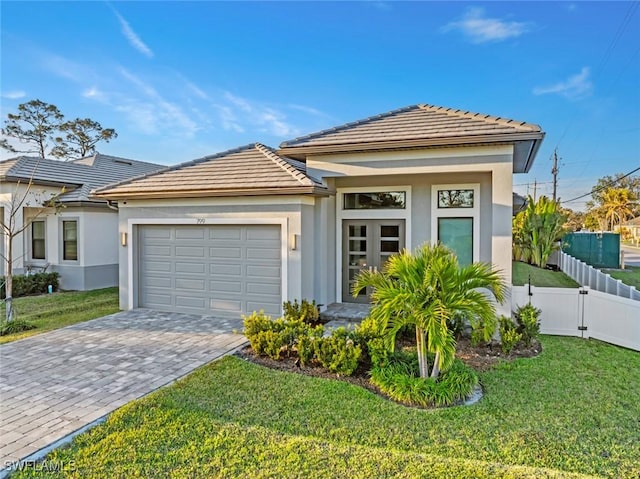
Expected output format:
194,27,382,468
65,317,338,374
353,243,506,380
596,187,636,231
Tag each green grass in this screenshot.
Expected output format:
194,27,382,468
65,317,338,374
601,266,640,290
0,287,119,343
512,261,579,288
13,336,639,478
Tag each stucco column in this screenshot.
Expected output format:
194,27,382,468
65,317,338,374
492,162,513,315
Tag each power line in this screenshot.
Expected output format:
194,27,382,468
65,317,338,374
563,166,640,203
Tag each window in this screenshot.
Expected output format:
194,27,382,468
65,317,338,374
344,192,406,209
438,218,473,266
437,189,474,208
62,220,78,261
31,221,45,260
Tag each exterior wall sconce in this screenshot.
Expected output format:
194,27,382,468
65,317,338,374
121,232,128,247
290,234,300,251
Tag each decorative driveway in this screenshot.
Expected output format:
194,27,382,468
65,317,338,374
0,309,247,469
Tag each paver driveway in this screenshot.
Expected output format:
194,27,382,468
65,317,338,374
0,309,247,468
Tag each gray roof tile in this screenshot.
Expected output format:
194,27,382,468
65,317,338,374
0,153,164,204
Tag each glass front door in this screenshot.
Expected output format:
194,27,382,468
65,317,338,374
342,219,405,303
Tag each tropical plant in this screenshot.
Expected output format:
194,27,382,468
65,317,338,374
514,196,567,268
499,316,522,355
353,243,506,380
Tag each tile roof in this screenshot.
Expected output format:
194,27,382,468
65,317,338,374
279,104,545,173
93,143,331,199
0,153,164,205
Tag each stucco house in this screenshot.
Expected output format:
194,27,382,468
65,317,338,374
93,104,544,318
0,153,164,290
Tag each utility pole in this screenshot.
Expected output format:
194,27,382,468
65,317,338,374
533,179,537,202
551,149,559,202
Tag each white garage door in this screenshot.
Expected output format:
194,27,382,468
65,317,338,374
138,225,282,318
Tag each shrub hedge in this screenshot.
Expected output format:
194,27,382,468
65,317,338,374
0,272,59,299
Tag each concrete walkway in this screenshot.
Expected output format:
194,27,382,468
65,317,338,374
0,309,247,468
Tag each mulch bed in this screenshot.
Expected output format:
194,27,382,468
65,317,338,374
234,337,542,401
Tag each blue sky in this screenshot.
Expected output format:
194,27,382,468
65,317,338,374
1,1,639,210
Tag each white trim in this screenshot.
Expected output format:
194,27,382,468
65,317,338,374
127,217,288,312
430,183,480,263
335,186,412,303
59,217,80,264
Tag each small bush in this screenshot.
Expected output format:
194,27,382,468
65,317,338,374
283,299,319,324
470,314,498,347
448,311,467,338
0,319,36,336
0,272,60,299
515,304,541,346
354,316,389,366
314,328,362,376
499,316,522,355
370,352,478,407
243,310,323,361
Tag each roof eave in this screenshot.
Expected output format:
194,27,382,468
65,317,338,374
92,185,334,201
0,175,82,190
277,132,545,160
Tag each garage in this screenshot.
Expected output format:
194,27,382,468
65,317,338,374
138,224,282,318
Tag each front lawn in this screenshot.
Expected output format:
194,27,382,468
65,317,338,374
14,336,639,478
512,261,579,288
601,266,640,290
0,287,119,343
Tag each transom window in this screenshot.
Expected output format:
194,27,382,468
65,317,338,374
63,220,78,261
437,189,474,208
31,221,46,260
344,191,406,210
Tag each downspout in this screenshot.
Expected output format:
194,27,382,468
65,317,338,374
106,200,118,211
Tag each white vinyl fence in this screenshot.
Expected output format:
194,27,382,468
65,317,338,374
512,285,640,351
559,251,640,301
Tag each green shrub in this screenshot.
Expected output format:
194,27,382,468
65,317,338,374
354,315,390,367
314,328,362,376
283,299,319,324
470,314,498,347
0,318,36,336
370,352,478,407
243,310,323,361
0,272,60,299
448,311,467,338
515,304,541,346
499,316,522,355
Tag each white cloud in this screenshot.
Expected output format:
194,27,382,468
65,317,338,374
221,92,300,137
533,67,593,100
118,68,199,136
111,8,154,58
442,7,530,43
82,86,108,102
1,90,27,100
41,54,94,83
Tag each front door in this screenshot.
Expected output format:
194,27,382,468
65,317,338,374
342,219,405,303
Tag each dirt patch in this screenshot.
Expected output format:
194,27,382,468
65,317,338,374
454,337,542,371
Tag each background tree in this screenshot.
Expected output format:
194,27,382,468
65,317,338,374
51,118,118,160
561,207,585,232
588,174,640,218
593,187,637,231
1,99,117,160
0,100,64,158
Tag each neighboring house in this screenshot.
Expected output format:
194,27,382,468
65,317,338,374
93,104,544,318
0,153,164,290
620,216,640,244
